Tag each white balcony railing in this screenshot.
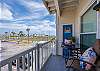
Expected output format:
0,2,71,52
0,38,56,71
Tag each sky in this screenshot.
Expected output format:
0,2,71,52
0,0,56,36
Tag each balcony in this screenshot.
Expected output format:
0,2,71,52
0,38,55,71
1,0,100,71
0,38,66,71
0,38,80,71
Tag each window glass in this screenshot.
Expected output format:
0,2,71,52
80,3,97,50
81,4,97,33
80,34,96,51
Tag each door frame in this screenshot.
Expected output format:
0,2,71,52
62,24,74,43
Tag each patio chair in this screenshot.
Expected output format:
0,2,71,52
65,47,82,71
65,46,100,71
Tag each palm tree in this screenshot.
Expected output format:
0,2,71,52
32,34,35,42
5,32,8,40
11,32,16,40
26,28,30,44
18,31,24,41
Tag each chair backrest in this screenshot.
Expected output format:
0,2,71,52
71,48,82,59
66,48,82,70
66,43,99,71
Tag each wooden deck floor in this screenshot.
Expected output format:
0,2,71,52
41,55,76,71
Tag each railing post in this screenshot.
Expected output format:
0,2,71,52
0,67,1,71
36,44,40,71
56,39,58,55
8,61,12,71
16,58,20,71
41,47,43,67
27,53,30,71
31,51,34,71
22,55,25,71
50,41,52,55
35,48,36,71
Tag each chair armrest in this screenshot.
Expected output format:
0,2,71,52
69,57,96,67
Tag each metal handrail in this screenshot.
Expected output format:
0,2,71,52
0,46,36,67
0,38,56,71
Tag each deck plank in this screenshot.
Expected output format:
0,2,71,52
41,55,68,71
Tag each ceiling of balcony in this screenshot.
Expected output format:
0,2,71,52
43,0,79,14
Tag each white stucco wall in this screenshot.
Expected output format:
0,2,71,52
57,8,76,55
57,0,97,55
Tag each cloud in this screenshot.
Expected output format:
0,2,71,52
0,0,56,35
0,3,13,20
19,0,45,10
16,0,48,19
0,0,50,20
0,23,27,30
30,22,56,35
0,22,56,35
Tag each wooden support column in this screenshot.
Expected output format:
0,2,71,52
97,11,100,39
93,0,100,55
56,13,59,55
54,0,61,55
94,0,100,39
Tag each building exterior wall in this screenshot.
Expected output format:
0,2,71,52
59,8,76,42
75,0,96,41
57,0,97,55
57,8,76,55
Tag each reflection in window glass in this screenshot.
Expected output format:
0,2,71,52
81,4,97,33
80,3,97,50
80,34,96,51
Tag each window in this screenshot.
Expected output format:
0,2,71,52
80,34,96,50
80,3,97,50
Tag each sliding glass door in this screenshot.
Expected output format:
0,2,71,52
80,2,97,50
